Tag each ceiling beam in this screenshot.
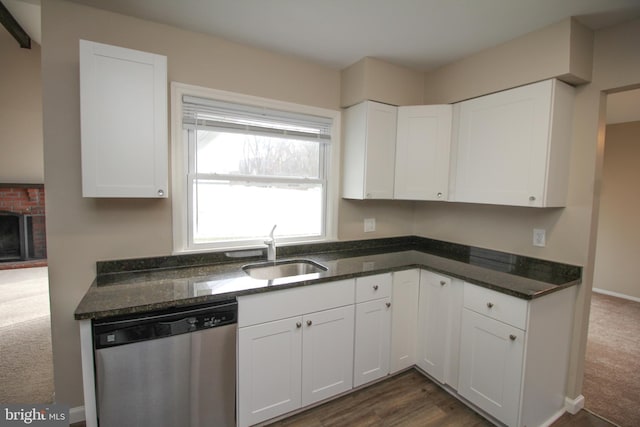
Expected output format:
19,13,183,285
0,0,31,49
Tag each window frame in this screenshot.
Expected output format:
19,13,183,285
171,82,341,254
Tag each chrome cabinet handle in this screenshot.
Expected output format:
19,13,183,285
437,192,443,198
373,285,379,291
157,189,165,197
509,334,517,341
306,320,312,326
296,322,302,328
440,280,446,286
529,196,536,201
386,302,391,308
486,302,494,308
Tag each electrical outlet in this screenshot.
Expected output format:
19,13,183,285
364,218,376,232
533,228,546,247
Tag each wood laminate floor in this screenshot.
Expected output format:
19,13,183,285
266,369,615,427
71,369,615,427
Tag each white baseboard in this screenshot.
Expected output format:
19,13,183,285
592,288,640,303
69,406,85,424
540,408,567,427
565,395,585,415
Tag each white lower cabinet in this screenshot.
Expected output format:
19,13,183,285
389,269,420,373
416,270,463,387
353,298,391,387
301,306,355,406
353,274,392,387
458,282,576,427
238,316,302,427
237,272,577,427
458,308,525,426
237,279,355,427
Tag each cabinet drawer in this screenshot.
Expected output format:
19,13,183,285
356,273,392,303
463,283,528,330
238,279,355,327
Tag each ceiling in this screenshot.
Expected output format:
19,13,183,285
6,0,640,71
3,0,640,123
62,0,640,72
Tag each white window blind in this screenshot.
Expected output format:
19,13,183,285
182,95,332,143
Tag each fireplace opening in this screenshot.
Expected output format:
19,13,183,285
0,212,44,261
0,185,47,265
0,212,22,260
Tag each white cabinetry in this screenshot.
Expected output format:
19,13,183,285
394,105,452,200
416,270,462,387
342,101,397,199
451,79,574,207
389,269,419,373
79,40,168,198
353,273,392,387
237,280,355,427
237,316,302,426
458,282,576,427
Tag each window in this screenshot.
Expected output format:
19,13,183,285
171,84,339,252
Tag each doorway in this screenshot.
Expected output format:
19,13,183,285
584,88,640,426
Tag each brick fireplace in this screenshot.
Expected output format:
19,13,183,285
0,184,47,267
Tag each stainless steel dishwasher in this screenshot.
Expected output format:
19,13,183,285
93,300,237,427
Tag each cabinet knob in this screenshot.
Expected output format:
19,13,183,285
509,334,517,341
437,192,443,199
373,285,379,291
296,322,302,328
157,189,165,197
306,320,313,326
440,280,446,286
386,302,391,308
529,196,536,201
486,302,494,309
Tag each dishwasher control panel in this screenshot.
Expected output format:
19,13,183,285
93,300,237,349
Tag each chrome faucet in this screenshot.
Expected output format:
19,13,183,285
265,224,277,262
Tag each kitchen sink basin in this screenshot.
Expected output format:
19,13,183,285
242,259,327,280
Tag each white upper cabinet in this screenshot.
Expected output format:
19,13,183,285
342,101,397,199
394,105,452,200
450,79,574,207
80,40,168,198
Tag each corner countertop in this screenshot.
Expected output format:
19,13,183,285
74,236,582,320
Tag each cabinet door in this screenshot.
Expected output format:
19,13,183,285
342,101,397,199
395,105,452,200
79,40,168,198
452,79,571,207
458,308,525,427
301,305,355,406
238,317,302,427
353,297,392,387
390,269,419,373
416,271,450,383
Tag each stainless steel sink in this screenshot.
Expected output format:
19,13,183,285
242,259,327,280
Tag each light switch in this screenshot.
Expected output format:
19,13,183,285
533,228,546,247
364,218,376,232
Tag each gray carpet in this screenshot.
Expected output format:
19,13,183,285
0,267,54,404
583,292,640,427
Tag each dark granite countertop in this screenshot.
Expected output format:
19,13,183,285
74,236,582,320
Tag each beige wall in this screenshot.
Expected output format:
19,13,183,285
41,0,417,407
340,57,425,107
423,18,593,104
592,121,640,300
417,17,640,400
41,0,338,407
0,28,43,183
40,0,640,412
